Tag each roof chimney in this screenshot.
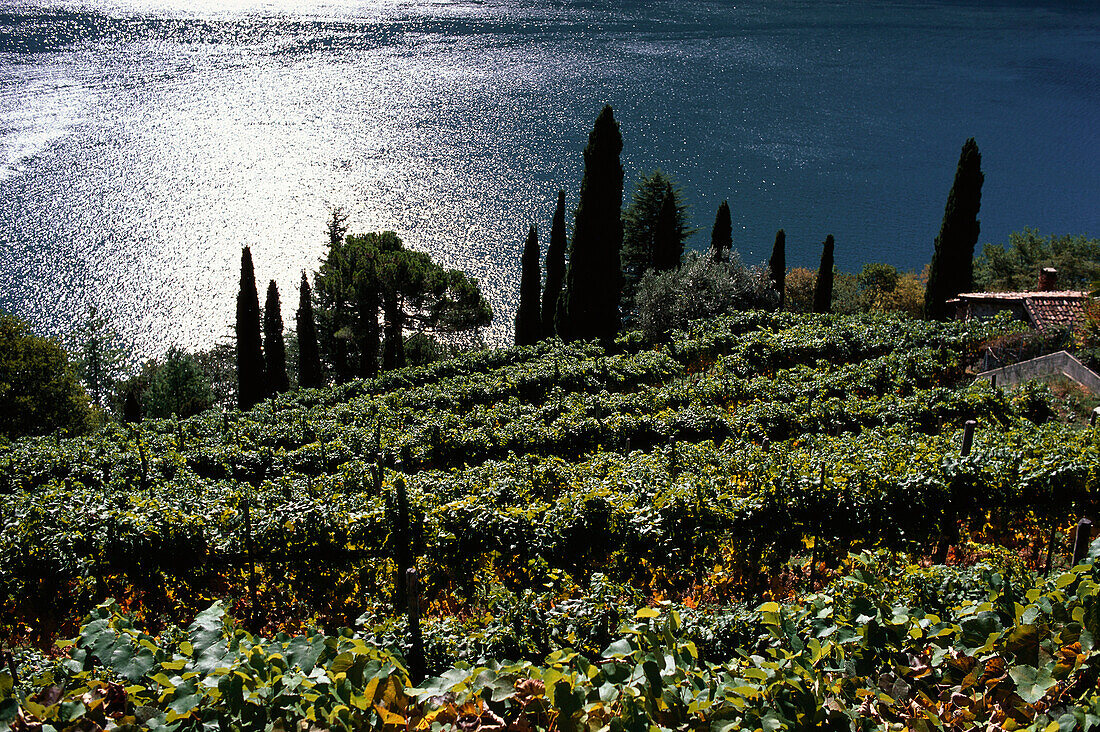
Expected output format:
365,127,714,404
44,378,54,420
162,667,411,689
1037,267,1058,291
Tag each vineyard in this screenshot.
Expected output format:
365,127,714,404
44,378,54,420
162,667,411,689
3,311,1100,731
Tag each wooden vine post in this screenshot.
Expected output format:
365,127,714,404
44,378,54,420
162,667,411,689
138,439,149,494
429,424,442,466
1072,519,1093,565
242,497,258,630
393,475,410,612
934,420,977,563
810,464,825,588
406,568,425,681
961,420,976,457
668,434,678,480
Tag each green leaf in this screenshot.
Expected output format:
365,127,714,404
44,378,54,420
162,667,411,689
0,698,17,724
110,642,158,683
167,693,203,716
1005,625,1040,665
602,639,633,659
1009,665,1056,705
286,636,325,673
58,700,85,722
187,603,225,657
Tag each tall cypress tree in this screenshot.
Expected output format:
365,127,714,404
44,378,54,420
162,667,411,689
924,138,984,320
541,190,567,339
812,235,835,314
235,247,265,411
710,200,733,262
296,271,323,389
514,225,542,346
555,105,624,343
263,280,290,396
769,229,786,310
652,191,682,271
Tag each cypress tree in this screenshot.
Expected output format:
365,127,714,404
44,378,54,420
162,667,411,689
710,200,733,263
235,247,265,411
924,138,984,320
652,191,682,271
769,229,786,310
296,271,323,389
515,225,542,346
263,280,290,396
541,190,567,339
555,105,624,343
812,235,835,314
122,385,142,424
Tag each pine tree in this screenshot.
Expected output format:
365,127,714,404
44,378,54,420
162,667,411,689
72,304,127,411
514,225,542,346
925,138,984,320
769,229,786,310
315,232,491,375
327,206,349,249
812,235,835,314
296,271,323,389
620,171,692,303
710,201,733,263
556,105,624,343
652,191,682,271
541,190,567,339
235,247,265,411
263,280,290,396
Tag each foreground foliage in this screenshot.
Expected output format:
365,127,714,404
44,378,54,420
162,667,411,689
5,548,1100,732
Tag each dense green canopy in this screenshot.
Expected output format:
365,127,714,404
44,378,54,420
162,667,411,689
0,311,94,438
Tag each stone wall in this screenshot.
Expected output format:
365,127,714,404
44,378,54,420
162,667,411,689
976,350,1100,393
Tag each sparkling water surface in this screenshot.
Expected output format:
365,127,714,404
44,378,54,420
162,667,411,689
1,0,1098,357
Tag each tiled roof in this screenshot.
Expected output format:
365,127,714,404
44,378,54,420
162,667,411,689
950,290,1088,332
1024,295,1088,332
952,290,1086,301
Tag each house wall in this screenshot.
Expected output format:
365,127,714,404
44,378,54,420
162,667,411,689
958,301,1030,322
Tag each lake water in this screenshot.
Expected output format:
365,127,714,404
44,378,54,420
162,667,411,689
1,0,1098,357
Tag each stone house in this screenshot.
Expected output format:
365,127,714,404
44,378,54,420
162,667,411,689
948,268,1088,333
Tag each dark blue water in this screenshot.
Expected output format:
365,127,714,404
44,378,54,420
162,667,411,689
1,0,1097,355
